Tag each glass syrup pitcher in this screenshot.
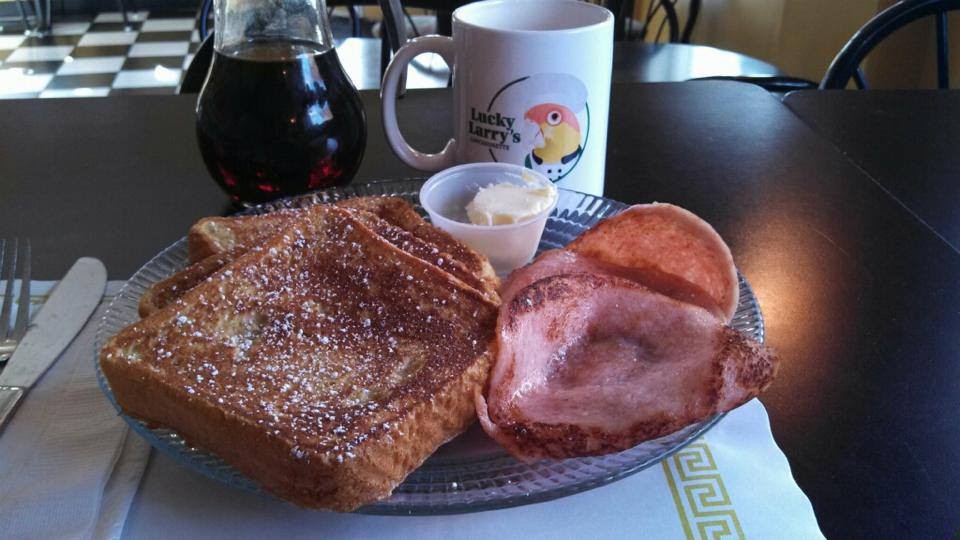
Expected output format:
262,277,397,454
196,0,367,204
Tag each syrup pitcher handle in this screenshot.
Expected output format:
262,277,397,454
381,35,457,171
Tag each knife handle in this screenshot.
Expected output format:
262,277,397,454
0,386,25,435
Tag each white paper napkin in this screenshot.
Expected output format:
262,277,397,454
124,398,823,539
0,281,149,540
125,389,822,537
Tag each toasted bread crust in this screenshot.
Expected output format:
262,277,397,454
138,249,242,317
151,206,499,316
187,212,297,263
103,341,492,510
184,198,499,302
103,204,498,510
334,197,499,291
345,209,498,303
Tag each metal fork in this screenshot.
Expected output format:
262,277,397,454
0,239,31,364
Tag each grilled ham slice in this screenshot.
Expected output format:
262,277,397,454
500,249,725,321
476,273,777,461
567,203,739,322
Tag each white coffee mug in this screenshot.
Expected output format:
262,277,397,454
381,0,614,196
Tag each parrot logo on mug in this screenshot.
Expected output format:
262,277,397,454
523,103,583,182
471,73,589,183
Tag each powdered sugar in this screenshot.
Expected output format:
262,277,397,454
115,202,497,460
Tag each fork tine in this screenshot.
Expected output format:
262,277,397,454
12,240,30,340
0,239,16,340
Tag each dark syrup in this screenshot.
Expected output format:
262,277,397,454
196,40,366,204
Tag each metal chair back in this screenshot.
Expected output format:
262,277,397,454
821,0,960,89
608,0,700,43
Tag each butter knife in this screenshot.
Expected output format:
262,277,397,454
0,257,107,433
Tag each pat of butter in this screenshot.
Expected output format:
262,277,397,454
466,182,558,226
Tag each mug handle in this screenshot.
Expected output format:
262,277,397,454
381,35,457,171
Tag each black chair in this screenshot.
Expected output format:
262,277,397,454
5,0,36,33
377,0,407,77
354,0,469,77
821,0,960,89
608,0,700,43
116,0,137,31
198,0,212,40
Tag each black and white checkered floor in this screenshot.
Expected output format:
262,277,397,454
0,11,203,98
0,10,449,99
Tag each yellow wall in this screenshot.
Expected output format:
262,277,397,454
774,0,878,81
688,0,786,66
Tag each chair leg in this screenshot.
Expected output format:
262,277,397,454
199,0,213,41
380,33,388,78
15,0,31,31
29,0,44,34
349,6,360,38
853,67,869,90
936,11,949,89
610,0,625,41
681,0,701,43
379,31,407,96
436,9,451,36
118,0,132,31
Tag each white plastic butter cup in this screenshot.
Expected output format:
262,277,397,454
420,163,557,276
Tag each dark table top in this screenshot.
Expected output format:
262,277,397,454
336,39,783,90
612,42,781,83
2,82,958,538
784,89,960,253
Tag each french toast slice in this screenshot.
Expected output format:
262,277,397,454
146,202,499,316
188,197,498,290
101,204,498,511
334,197,498,290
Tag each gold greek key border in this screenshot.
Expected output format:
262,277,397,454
0,293,116,306
662,440,745,540
0,293,51,306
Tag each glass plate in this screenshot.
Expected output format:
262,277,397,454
95,179,765,515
